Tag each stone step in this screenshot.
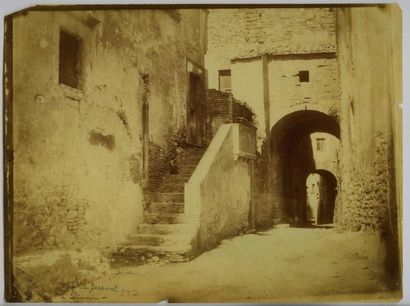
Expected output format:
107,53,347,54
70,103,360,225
161,175,190,185
314,223,335,229
177,161,201,167
174,168,197,175
128,234,192,247
121,244,190,255
153,192,184,203
166,169,194,176
160,183,184,192
160,179,186,185
136,223,189,235
144,213,186,224
179,148,205,154
128,234,165,246
176,168,196,175
178,163,198,169
111,244,191,266
148,202,184,213
178,153,203,160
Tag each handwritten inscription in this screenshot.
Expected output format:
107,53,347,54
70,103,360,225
69,283,139,301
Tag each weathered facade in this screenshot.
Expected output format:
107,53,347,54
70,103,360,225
206,8,339,137
11,8,207,253
8,8,212,299
7,8,261,300
206,8,341,227
335,5,402,285
206,5,402,256
4,5,402,302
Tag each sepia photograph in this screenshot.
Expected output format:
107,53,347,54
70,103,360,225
2,2,404,303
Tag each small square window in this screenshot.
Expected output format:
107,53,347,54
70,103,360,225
316,138,325,151
299,70,309,82
59,30,82,89
218,69,231,92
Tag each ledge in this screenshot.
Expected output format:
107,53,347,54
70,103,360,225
60,83,83,102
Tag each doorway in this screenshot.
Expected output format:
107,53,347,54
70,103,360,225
269,110,340,225
306,171,337,225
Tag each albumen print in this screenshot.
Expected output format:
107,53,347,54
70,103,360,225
3,4,403,303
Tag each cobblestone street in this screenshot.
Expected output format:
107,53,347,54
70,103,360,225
56,228,398,303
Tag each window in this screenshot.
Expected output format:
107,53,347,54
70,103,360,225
59,30,82,89
299,70,309,82
218,69,231,92
316,138,325,151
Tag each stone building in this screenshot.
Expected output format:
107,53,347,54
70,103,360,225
306,132,339,225
206,7,341,227
6,7,259,299
335,5,402,284
9,8,208,253
206,5,401,261
4,5,402,301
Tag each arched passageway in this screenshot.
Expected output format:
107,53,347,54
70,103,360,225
270,110,340,226
306,170,338,225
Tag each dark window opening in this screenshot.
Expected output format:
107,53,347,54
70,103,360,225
218,69,231,92
59,30,82,89
299,70,309,82
316,138,325,151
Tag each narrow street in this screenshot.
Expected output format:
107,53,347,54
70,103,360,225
56,228,396,303
6,6,402,303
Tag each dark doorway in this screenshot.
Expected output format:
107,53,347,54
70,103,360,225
269,110,340,226
187,72,205,147
306,170,337,225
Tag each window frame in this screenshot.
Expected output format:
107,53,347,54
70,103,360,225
218,69,232,92
316,137,325,151
58,29,83,90
299,70,310,83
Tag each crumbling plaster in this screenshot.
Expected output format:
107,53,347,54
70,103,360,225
12,9,207,254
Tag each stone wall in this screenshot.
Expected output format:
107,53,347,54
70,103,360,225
252,141,273,228
206,7,336,90
205,7,341,229
14,250,109,302
310,132,339,176
10,8,207,300
11,9,207,255
206,89,254,141
196,129,251,251
185,124,255,253
336,5,401,233
267,55,340,127
335,5,401,285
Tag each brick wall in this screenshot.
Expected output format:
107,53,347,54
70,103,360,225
147,129,186,193
148,142,171,192
206,89,233,140
206,89,254,141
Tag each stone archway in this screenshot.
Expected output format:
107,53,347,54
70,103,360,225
269,110,340,226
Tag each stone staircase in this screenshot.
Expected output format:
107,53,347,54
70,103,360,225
112,145,205,266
